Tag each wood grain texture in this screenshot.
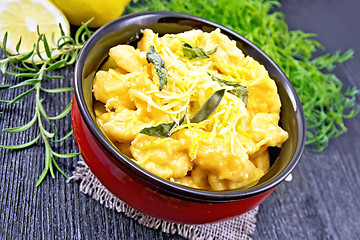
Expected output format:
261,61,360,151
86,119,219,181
1,0,359,239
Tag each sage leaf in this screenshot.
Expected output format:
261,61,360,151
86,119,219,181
146,45,168,91
182,42,218,60
140,110,186,138
211,75,249,106
191,88,225,123
140,89,225,138
140,121,176,138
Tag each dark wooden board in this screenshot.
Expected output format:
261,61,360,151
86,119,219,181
1,0,359,239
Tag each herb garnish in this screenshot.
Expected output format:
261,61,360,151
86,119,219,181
182,42,218,60
0,20,93,186
190,88,225,123
210,75,248,106
140,89,225,138
140,110,186,138
146,45,168,91
128,0,359,152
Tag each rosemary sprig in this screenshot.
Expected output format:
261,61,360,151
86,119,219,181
0,19,94,186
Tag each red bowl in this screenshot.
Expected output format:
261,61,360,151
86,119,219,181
72,11,306,224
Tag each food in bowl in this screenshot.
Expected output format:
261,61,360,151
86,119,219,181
92,28,288,191
74,11,305,223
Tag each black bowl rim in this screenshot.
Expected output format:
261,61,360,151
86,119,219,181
74,11,306,201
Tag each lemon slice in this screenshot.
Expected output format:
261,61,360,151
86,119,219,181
0,0,70,62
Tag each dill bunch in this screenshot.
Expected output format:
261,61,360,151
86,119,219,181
128,0,359,152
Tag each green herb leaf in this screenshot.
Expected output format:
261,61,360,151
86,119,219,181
8,87,36,104
2,32,8,58
52,157,68,178
42,35,52,59
20,61,36,71
52,151,81,159
36,161,49,186
15,37,22,53
41,87,73,93
14,72,37,78
0,134,40,149
140,121,177,138
9,79,41,89
0,84,10,89
45,59,67,71
59,23,66,37
10,62,29,72
35,33,44,61
211,75,249,106
182,42,218,60
49,102,72,120
17,48,35,62
43,73,64,80
74,18,94,46
191,89,226,123
42,124,57,138
146,45,168,91
140,110,186,138
49,130,73,143
3,69,19,76
0,62,7,74
2,111,37,133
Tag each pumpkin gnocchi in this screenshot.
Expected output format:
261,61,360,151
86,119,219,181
92,28,288,190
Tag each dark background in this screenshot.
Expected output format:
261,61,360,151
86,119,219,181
1,0,359,239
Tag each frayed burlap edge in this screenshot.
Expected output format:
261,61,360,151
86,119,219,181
68,161,258,240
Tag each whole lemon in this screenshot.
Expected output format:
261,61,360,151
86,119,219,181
51,0,131,28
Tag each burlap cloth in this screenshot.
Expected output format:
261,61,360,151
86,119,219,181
68,161,259,240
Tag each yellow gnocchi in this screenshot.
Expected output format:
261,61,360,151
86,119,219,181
92,28,288,190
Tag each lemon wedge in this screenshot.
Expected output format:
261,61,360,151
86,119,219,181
0,0,70,62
